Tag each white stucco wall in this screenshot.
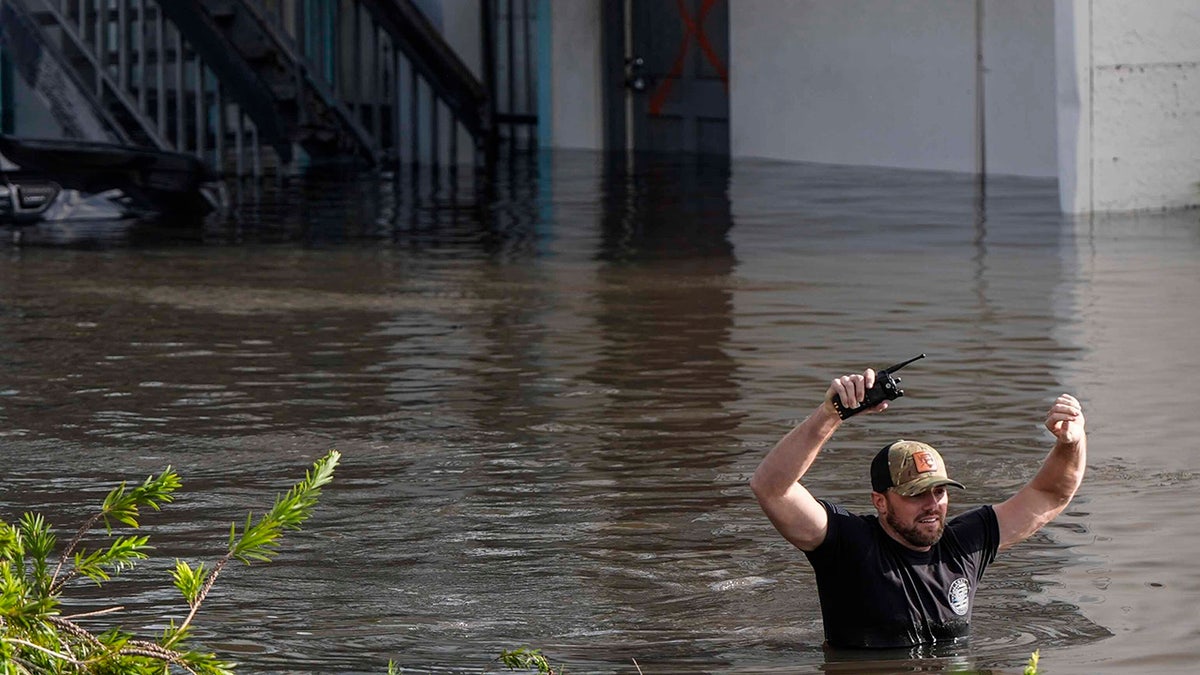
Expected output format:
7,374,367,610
982,1,1058,177
1058,0,1200,212
547,0,603,150
732,0,977,173
730,0,1057,177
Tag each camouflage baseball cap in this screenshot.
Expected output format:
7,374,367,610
870,440,966,497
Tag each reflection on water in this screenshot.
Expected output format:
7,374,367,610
1,151,1198,673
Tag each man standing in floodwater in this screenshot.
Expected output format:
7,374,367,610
750,368,1087,648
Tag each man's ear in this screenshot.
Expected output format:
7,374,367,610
871,491,888,515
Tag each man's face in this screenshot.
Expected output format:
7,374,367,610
877,485,949,550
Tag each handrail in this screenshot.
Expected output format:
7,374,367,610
151,0,296,162
358,0,491,144
2,0,504,176
196,0,379,164
0,0,166,147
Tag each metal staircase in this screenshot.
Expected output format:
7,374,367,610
0,0,163,146
155,0,376,166
0,0,496,179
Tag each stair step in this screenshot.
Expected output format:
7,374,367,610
50,5,159,25
29,10,59,27
14,0,427,167
239,40,275,63
268,81,299,100
202,0,239,23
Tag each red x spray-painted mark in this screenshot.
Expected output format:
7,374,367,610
648,0,729,116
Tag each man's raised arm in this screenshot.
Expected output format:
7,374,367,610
993,394,1088,551
750,369,887,552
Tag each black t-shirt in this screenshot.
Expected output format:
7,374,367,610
803,500,1000,649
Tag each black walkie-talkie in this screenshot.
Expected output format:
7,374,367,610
831,353,926,419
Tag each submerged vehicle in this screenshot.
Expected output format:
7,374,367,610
0,134,224,229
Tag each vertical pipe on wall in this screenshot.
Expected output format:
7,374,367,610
974,0,987,184
536,0,552,150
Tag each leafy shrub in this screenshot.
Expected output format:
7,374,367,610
0,450,339,674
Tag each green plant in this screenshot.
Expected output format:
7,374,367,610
497,646,559,674
0,449,339,674
1024,649,1040,675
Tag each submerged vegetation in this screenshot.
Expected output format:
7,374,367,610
0,450,339,674
497,647,558,674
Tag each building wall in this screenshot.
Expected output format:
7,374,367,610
982,1,1058,177
4,0,1196,212
546,0,604,150
541,0,1200,212
730,0,1057,177
732,0,977,174
1057,0,1200,212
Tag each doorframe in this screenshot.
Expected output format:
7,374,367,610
600,0,627,153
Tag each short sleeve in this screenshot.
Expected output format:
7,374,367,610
805,500,868,566
946,505,1000,580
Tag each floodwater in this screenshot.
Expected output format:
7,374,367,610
1,151,1199,674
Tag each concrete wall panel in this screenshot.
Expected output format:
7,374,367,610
982,0,1057,177
731,0,978,173
1055,0,1200,212
1092,62,1200,211
1092,0,1200,65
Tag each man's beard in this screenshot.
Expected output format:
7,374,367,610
886,510,945,548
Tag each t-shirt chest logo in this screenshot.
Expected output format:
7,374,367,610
948,577,970,616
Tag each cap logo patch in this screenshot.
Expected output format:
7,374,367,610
912,450,938,473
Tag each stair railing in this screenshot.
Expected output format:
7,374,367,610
482,0,538,153
3,0,499,180
258,0,495,172
5,0,280,177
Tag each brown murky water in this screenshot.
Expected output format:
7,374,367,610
1,151,1199,673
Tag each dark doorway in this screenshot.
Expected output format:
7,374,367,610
603,0,730,156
